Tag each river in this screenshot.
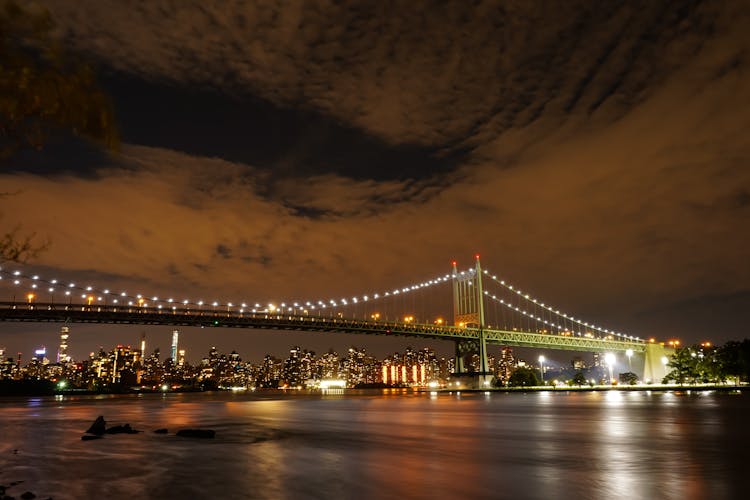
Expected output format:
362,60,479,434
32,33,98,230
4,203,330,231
1,389,748,499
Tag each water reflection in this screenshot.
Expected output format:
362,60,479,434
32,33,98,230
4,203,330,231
0,391,747,499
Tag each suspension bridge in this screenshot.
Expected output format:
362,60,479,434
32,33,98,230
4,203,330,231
0,256,672,385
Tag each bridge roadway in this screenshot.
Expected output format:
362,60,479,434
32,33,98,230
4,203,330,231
0,302,645,353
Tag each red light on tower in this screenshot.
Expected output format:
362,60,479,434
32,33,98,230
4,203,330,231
475,254,480,260
451,260,457,267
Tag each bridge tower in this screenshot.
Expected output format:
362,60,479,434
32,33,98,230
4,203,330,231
452,256,492,386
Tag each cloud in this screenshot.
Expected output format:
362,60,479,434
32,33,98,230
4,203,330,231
37,0,741,151
2,0,748,349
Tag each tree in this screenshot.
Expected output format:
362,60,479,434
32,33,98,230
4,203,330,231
571,371,587,386
619,372,638,385
663,347,701,384
1,0,117,158
0,217,48,263
1,1,117,263
716,340,750,383
507,366,541,387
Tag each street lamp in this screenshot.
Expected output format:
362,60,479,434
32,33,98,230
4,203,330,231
538,355,545,385
604,353,615,384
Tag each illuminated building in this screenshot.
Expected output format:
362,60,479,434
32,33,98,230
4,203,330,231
57,326,70,363
497,347,515,385
281,346,316,387
170,330,179,360
34,347,47,364
319,350,340,379
258,354,282,388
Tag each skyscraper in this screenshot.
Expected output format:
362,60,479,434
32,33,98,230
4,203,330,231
140,332,146,360
57,325,70,363
171,330,179,360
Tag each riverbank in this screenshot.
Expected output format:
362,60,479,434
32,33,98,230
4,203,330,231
425,383,749,393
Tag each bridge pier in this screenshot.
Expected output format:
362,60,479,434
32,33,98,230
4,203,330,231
641,343,675,383
452,337,494,389
450,257,495,389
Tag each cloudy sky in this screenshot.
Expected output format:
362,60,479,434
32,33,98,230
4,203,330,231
1,0,749,361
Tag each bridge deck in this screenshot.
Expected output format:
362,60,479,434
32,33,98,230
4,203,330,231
0,302,645,353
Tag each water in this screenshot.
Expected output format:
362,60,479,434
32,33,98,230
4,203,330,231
1,390,748,499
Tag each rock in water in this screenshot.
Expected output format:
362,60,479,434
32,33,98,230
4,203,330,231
153,428,168,434
81,435,103,441
176,429,215,439
104,423,140,434
86,416,106,435
21,491,36,499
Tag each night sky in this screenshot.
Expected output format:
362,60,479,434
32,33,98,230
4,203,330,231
1,0,749,362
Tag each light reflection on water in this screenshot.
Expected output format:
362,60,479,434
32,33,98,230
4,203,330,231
0,390,748,499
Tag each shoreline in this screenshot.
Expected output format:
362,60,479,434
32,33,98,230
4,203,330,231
1,383,747,397
422,383,749,393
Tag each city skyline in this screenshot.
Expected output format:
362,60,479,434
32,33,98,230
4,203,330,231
1,329,625,390
2,1,749,357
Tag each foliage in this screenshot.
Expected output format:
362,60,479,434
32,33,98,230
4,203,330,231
0,0,118,158
662,341,750,384
715,340,750,383
571,371,587,386
0,217,48,263
507,366,541,387
618,371,638,385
